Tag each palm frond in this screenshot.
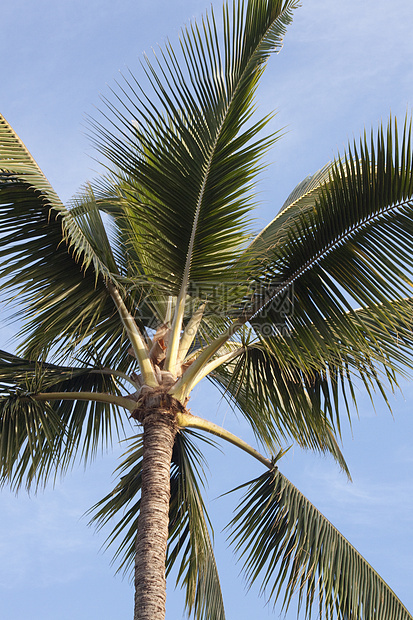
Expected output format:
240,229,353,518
88,435,143,574
246,118,413,342
0,350,127,489
0,391,63,491
89,0,300,297
0,115,127,361
92,173,177,323
211,295,413,461
0,114,117,282
209,338,351,476
227,467,413,620
64,184,119,277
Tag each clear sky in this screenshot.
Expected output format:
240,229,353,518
1,1,413,619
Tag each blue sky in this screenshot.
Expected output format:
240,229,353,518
1,0,413,618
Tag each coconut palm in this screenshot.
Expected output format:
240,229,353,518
1,0,413,619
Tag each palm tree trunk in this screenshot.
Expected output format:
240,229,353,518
134,401,177,620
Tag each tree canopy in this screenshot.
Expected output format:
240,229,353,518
1,1,413,618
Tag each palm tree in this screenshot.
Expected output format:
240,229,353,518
1,0,413,618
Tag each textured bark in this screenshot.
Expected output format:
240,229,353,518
134,400,177,620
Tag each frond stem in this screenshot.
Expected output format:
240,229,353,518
176,302,206,367
32,391,136,412
90,368,141,389
106,281,158,387
170,321,242,401
178,345,245,395
176,411,272,469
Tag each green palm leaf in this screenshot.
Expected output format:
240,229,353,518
87,435,144,576
0,114,117,281
0,391,63,491
0,131,156,368
90,0,299,295
0,115,125,361
92,173,177,322
228,467,413,620
211,296,413,457
246,118,413,340
209,337,351,475
0,350,127,489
